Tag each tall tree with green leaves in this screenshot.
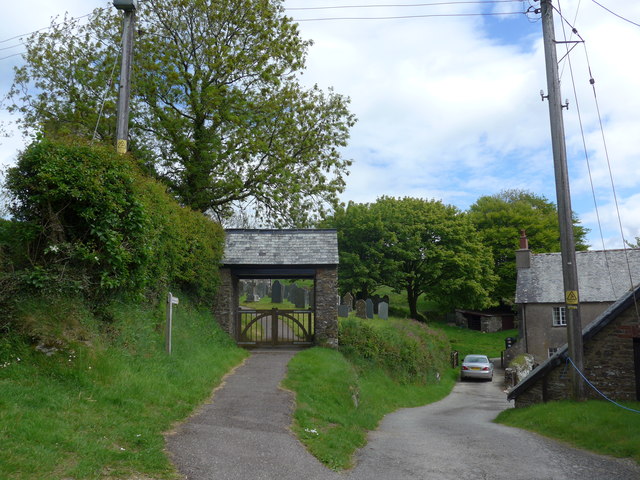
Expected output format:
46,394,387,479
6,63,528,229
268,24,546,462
467,189,589,305
326,197,496,320
7,0,356,225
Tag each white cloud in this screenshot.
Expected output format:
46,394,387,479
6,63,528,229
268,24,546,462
2,0,639,250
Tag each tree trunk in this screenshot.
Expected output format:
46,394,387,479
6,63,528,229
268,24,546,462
407,285,425,322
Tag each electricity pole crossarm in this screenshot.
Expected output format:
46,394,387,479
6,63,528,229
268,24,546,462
539,0,585,400
114,0,137,155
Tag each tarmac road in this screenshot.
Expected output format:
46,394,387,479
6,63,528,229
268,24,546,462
346,361,640,480
166,351,640,480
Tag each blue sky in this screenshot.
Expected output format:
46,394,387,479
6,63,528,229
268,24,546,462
2,1,639,249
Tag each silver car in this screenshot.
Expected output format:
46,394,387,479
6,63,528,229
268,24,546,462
460,354,494,381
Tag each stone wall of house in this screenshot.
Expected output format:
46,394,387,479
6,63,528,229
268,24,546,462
212,268,238,338
524,302,613,363
314,267,339,347
514,302,639,407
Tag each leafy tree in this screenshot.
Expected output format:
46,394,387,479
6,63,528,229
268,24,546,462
7,0,356,225
321,201,389,299
3,138,225,302
625,237,640,249
326,197,496,321
467,189,589,305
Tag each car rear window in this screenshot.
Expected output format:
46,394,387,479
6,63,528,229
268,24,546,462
465,356,487,363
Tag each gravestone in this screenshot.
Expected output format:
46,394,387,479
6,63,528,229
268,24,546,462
294,287,307,309
271,280,283,303
365,298,374,319
371,295,381,314
378,301,389,320
338,305,350,318
288,284,298,304
355,299,366,319
245,282,257,302
342,293,354,311
256,281,267,298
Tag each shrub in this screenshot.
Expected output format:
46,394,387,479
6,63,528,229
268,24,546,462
2,138,224,305
338,317,450,384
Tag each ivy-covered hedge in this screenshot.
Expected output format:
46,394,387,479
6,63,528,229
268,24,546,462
338,317,450,384
1,138,224,304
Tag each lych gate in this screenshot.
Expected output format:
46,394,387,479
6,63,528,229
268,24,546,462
212,229,339,348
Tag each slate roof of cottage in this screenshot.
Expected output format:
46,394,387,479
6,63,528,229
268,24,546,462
507,283,640,401
221,229,338,266
516,249,640,304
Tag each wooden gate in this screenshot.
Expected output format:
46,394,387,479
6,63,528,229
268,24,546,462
237,308,314,347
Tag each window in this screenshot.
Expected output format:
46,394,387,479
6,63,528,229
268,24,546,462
552,306,566,326
548,347,558,357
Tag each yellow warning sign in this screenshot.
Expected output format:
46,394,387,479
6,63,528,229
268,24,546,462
117,139,128,155
566,290,578,305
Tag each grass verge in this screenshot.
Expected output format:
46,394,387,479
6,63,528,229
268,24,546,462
428,321,517,358
0,295,247,480
283,315,456,470
495,400,640,463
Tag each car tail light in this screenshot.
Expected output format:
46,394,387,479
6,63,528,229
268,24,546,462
462,366,469,370
482,367,489,371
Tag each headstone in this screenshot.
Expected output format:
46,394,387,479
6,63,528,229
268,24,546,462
245,282,257,302
271,280,283,303
294,287,306,309
338,305,350,318
289,285,300,303
342,293,354,310
378,302,389,320
365,298,374,319
372,295,382,314
355,299,366,319
256,281,267,298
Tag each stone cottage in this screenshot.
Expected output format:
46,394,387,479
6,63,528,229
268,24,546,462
508,283,640,406
514,232,640,363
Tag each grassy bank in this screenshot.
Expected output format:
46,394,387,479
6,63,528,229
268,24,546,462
495,400,640,463
283,316,456,470
0,296,247,480
428,321,517,359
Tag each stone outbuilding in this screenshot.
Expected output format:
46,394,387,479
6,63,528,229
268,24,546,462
508,283,640,407
213,229,339,347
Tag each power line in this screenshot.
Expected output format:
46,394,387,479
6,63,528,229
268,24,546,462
590,0,640,28
287,1,524,11
0,12,93,45
293,11,526,21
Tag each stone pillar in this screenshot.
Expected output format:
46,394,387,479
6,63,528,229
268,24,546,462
213,268,238,338
314,267,339,347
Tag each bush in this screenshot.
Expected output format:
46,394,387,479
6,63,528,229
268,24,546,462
338,317,450,384
2,138,224,305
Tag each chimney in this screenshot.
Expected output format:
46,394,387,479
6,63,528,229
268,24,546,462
515,229,531,269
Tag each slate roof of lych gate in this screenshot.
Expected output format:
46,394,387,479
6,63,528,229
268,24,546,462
516,248,640,304
221,229,339,266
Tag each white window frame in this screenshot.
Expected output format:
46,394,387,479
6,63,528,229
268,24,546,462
552,306,566,327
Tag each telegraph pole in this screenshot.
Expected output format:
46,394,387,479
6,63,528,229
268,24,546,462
539,0,585,400
113,0,137,155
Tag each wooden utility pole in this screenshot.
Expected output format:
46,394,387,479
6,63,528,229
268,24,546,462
540,0,585,400
114,0,137,154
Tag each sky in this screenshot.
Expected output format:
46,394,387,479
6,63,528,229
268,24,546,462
1,0,639,249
